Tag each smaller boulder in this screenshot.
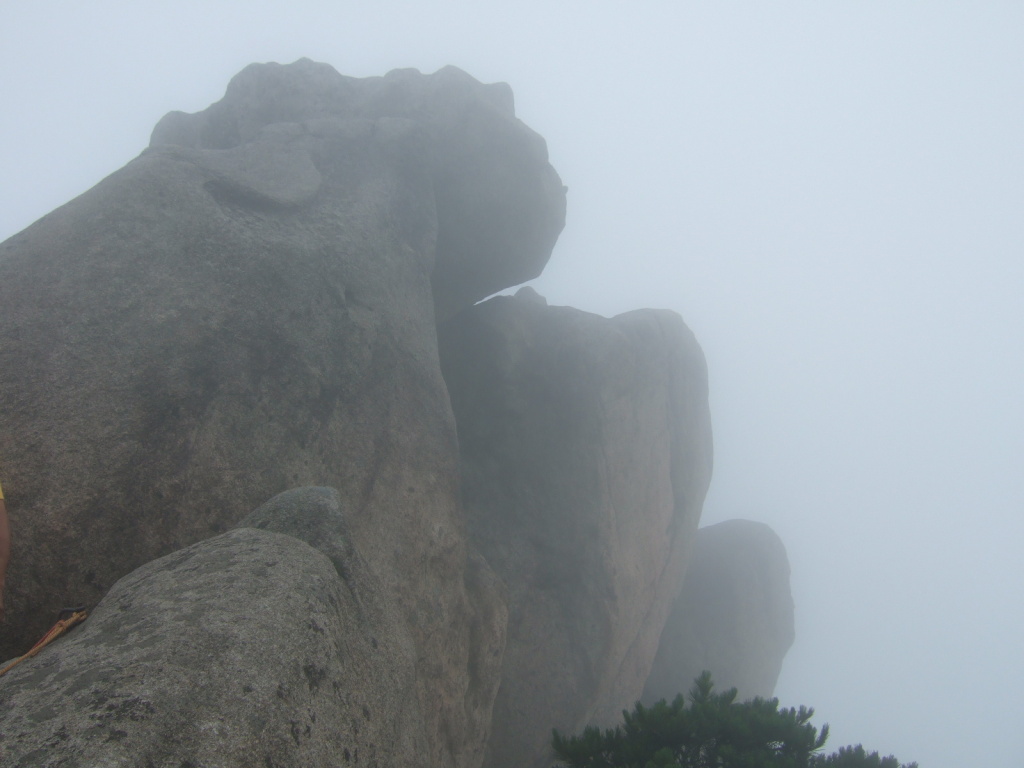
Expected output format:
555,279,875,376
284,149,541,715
642,519,795,704
0,497,428,767
238,486,374,607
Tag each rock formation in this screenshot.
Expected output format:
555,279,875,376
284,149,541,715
149,59,566,324
0,58,563,768
641,519,796,704
439,288,713,768
0,501,424,765
0,59,791,768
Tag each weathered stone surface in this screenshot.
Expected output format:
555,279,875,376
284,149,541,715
0,526,426,767
238,486,508,768
239,486,365,583
438,289,714,768
0,59,557,767
642,519,795,704
0,110,442,654
150,58,567,321
0,57,772,768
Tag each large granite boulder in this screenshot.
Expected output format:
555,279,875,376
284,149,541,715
438,289,714,768
0,487,506,767
0,520,423,766
642,519,795,704
0,59,564,767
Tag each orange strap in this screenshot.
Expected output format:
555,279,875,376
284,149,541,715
0,610,88,677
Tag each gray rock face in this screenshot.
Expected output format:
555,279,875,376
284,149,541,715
150,58,567,322
438,290,714,768
0,59,563,768
0,524,427,768
0,59,765,768
237,486,508,768
642,519,795,704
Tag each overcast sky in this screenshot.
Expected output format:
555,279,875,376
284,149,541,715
3,3,1022,766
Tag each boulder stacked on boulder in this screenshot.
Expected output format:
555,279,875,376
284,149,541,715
0,59,566,768
0,60,790,768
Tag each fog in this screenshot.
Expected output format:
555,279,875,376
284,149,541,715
2,3,1022,766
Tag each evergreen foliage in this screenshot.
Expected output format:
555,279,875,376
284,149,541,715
812,744,916,768
551,672,916,768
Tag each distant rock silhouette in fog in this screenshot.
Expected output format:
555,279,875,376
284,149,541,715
643,519,796,705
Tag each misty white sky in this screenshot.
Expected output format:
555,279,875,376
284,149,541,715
2,4,1022,766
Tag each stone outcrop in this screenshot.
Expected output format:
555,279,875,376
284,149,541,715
0,58,791,768
0,496,425,766
642,519,795,704
0,59,564,768
150,59,567,322
439,289,714,768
